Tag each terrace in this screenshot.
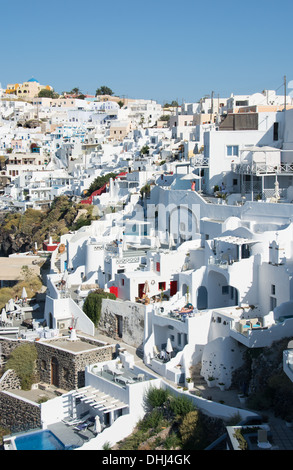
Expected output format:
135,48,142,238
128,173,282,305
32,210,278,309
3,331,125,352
88,360,150,389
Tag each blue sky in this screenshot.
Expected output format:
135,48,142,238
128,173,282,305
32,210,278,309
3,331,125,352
1,0,293,104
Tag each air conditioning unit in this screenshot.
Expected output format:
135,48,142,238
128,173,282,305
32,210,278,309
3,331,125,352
59,322,65,329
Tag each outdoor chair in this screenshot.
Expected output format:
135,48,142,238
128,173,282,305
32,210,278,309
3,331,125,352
74,416,95,432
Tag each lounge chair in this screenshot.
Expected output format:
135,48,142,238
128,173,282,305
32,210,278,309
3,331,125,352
73,416,95,432
62,416,83,426
74,422,89,432
62,411,91,427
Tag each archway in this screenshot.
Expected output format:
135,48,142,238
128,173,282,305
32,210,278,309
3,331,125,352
197,286,208,310
207,270,238,309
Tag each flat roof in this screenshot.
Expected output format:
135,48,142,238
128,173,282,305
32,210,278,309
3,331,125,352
0,256,41,280
39,337,109,354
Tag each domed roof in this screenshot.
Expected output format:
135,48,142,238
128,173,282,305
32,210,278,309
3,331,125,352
27,78,38,82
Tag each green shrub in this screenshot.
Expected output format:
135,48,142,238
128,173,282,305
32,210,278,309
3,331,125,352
146,387,170,409
164,431,181,450
119,429,146,450
138,409,165,433
5,343,37,390
179,410,200,445
83,289,116,326
169,395,196,417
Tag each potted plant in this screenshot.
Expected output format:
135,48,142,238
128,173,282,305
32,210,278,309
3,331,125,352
218,382,226,391
186,377,194,390
207,376,216,388
238,393,246,404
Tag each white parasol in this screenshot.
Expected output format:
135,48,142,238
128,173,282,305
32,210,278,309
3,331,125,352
180,173,201,180
143,280,150,294
0,308,7,324
166,337,173,354
21,287,27,299
94,415,102,434
7,298,15,312
122,237,128,251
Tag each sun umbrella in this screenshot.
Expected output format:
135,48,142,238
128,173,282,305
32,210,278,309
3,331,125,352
94,415,102,434
166,337,173,354
8,298,15,312
180,173,201,180
0,308,7,323
21,287,27,299
143,280,150,294
122,238,128,251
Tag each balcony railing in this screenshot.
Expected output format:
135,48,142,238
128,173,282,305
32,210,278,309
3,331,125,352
232,162,293,175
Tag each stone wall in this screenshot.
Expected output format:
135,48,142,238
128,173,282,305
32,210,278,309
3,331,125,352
0,369,21,391
0,390,41,433
35,338,115,390
100,298,145,350
0,338,28,362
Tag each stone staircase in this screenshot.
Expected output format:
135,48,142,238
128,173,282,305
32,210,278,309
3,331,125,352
190,362,206,389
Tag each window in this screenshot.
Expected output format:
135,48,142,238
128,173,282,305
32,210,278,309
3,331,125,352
63,368,69,381
156,262,160,272
271,284,276,295
222,286,229,295
233,178,238,186
273,122,279,141
227,145,239,157
159,282,166,290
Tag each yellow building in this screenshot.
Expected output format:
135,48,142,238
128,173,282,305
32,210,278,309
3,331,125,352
6,78,52,100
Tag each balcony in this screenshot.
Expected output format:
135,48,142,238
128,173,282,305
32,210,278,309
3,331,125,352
232,162,293,176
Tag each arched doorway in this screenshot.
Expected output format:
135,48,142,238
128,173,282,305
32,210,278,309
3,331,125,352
207,270,239,309
197,286,208,310
51,357,59,386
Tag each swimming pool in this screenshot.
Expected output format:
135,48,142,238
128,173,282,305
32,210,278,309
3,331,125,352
14,430,68,450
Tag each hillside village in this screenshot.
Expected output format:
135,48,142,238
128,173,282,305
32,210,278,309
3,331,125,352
1,79,293,450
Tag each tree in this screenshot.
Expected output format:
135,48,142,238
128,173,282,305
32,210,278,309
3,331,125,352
86,172,117,196
70,87,81,95
38,89,54,98
163,101,179,108
140,145,149,155
96,86,114,96
83,289,116,326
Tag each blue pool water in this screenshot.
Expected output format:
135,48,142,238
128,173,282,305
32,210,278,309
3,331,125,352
14,430,66,450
